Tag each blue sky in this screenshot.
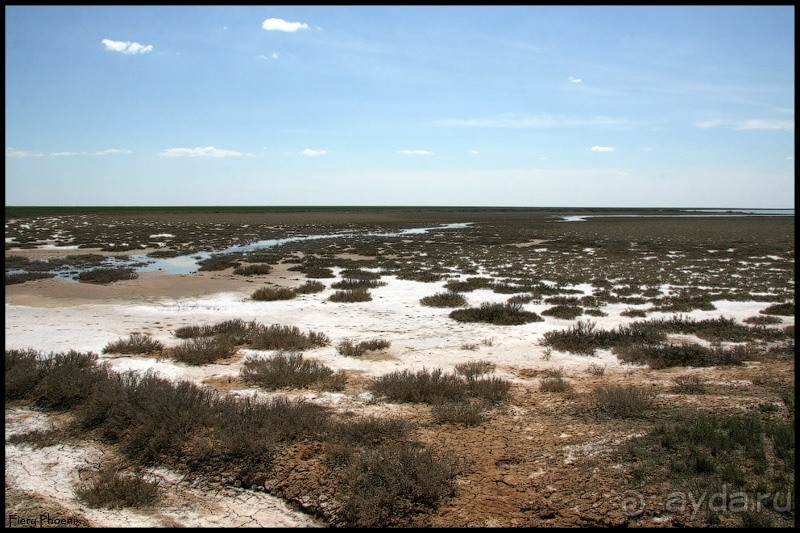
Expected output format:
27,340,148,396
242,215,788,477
4,5,795,207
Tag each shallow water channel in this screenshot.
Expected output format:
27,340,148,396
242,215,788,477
43,222,472,281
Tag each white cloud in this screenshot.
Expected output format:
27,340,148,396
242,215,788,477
590,146,615,152
102,38,153,55
437,114,629,128
470,150,480,155
734,119,793,132
302,148,328,156
262,18,308,32
95,148,132,156
50,151,83,157
568,76,582,84
695,118,793,132
5,147,44,158
158,146,243,158
398,149,434,155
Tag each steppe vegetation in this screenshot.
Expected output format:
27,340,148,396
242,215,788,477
5,207,795,527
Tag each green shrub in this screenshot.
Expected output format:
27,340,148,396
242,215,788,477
760,302,794,316
251,286,296,301
5,272,55,285
541,305,583,320
338,442,460,527
449,302,543,325
614,343,747,369
592,384,658,418
77,268,137,284
294,280,326,294
248,324,330,351
370,368,467,404
419,291,468,308
197,255,240,272
240,352,345,391
75,464,160,509
171,336,237,365
329,288,373,302
103,333,164,355
172,324,216,339
331,279,387,290
337,338,391,357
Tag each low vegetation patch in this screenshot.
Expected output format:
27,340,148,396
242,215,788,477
369,367,510,405
294,280,326,294
671,375,708,394
171,336,237,365
77,268,137,284
233,263,272,276
75,464,160,509
541,320,665,355
337,338,391,357
449,302,543,325
329,288,373,302
251,286,297,301
760,302,794,316
419,291,468,308
240,351,346,391
5,272,55,285
102,333,164,355
614,342,748,369
592,384,658,418
541,305,583,320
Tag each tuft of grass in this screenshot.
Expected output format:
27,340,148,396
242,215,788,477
586,362,606,376
454,360,496,380
251,286,296,301
240,351,346,391
449,302,543,325
592,384,658,418
103,333,164,355
671,375,708,394
539,369,574,394
420,291,468,308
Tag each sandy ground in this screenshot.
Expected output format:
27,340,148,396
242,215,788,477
5,260,795,527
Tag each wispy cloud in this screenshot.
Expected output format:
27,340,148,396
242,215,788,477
5,147,44,158
158,146,243,158
398,149,434,155
51,149,132,157
694,118,793,132
262,18,308,32
568,76,582,84
470,150,480,155
302,148,328,156
590,146,615,152
102,38,153,55
437,114,629,128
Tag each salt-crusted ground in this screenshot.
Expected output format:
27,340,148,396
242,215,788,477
5,261,794,527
